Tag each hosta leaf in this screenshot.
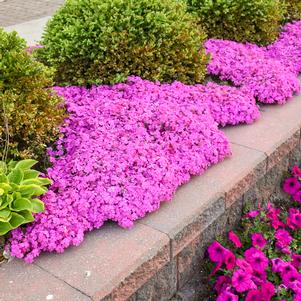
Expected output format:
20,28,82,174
0,195,13,210
0,209,12,222
0,188,4,196
31,199,45,213
12,197,33,211
18,210,34,223
15,159,38,170
21,178,52,186
9,212,25,229
18,185,46,196
8,168,24,184
23,170,39,180
0,183,12,193
0,173,8,183
0,221,12,236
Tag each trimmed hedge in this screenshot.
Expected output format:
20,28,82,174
36,0,209,86
186,0,284,45
0,29,64,162
283,0,301,21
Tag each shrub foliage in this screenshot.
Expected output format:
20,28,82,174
283,0,301,22
0,29,64,161
37,0,209,86
186,0,284,45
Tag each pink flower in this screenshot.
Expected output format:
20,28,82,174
271,258,285,273
236,258,253,273
208,241,226,263
275,229,292,253
252,269,267,285
244,247,269,272
283,177,301,195
292,254,301,268
293,191,301,204
214,276,231,294
216,289,238,301
261,282,274,301
245,290,262,301
251,233,267,249
287,208,301,229
224,250,236,270
232,269,257,293
289,280,301,294
245,210,260,219
282,270,301,287
228,231,242,248
292,166,301,178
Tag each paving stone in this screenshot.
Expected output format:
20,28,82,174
0,0,64,27
0,260,91,301
35,223,170,301
223,95,301,164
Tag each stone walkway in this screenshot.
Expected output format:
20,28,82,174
0,0,64,27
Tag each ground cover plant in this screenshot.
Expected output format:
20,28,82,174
207,165,301,301
36,0,208,86
185,0,284,45
0,29,64,162
283,0,301,22
9,78,232,262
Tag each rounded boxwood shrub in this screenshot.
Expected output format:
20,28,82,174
36,0,209,86
186,0,284,45
0,29,64,162
283,0,301,21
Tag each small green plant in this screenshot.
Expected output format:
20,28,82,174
36,0,209,86
0,28,65,162
0,159,50,236
186,0,285,45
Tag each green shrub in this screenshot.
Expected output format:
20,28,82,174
186,0,285,45
36,0,209,86
0,28,65,161
0,160,50,236
283,0,301,21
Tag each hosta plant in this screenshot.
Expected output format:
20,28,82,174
0,159,50,236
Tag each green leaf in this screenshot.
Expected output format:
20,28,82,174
21,178,52,186
0,173,8,183
0,209,12,222
7,168,24,184
9,212,25,229
12,197,33,211
0,221,12,236
31,198,45,213
18,210,34,223
0,183,12,193
15,159,38,170
0,194,13,210
18,185,47,196
23,170,39,180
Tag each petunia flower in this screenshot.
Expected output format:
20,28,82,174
228,231,242,248
283,177,301,195
292,166,301,178
251,233,267,249
232,269,257,293
245,289,262,301
244,247,269,272
292,254,301,269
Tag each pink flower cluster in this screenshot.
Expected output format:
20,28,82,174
266,21,301,76
208,166,301,301
205,21,301,104
10,77,232,262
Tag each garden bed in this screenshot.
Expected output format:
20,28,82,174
1,80,300,301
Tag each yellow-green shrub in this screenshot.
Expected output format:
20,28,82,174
36,0,209,86
186,0,285,45
0,29,64,161
283,0,301,21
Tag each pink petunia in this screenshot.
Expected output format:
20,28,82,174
283,177,301,195
292,166,301,178
228,231,242,248
216,289,238,301
261,282,275,301
245,210,260,219
236,258,253,273
232,269,257,293
245,289,262,301
244,247,269,272
293,191,301,204
251,233,267,249
271,258,285,273
224,250,236,270
208,241,226,263
282,270,301,287
287,208,301,229
292,254,301,268
214,276,231,294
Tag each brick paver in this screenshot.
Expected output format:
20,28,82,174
0,0,64,27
